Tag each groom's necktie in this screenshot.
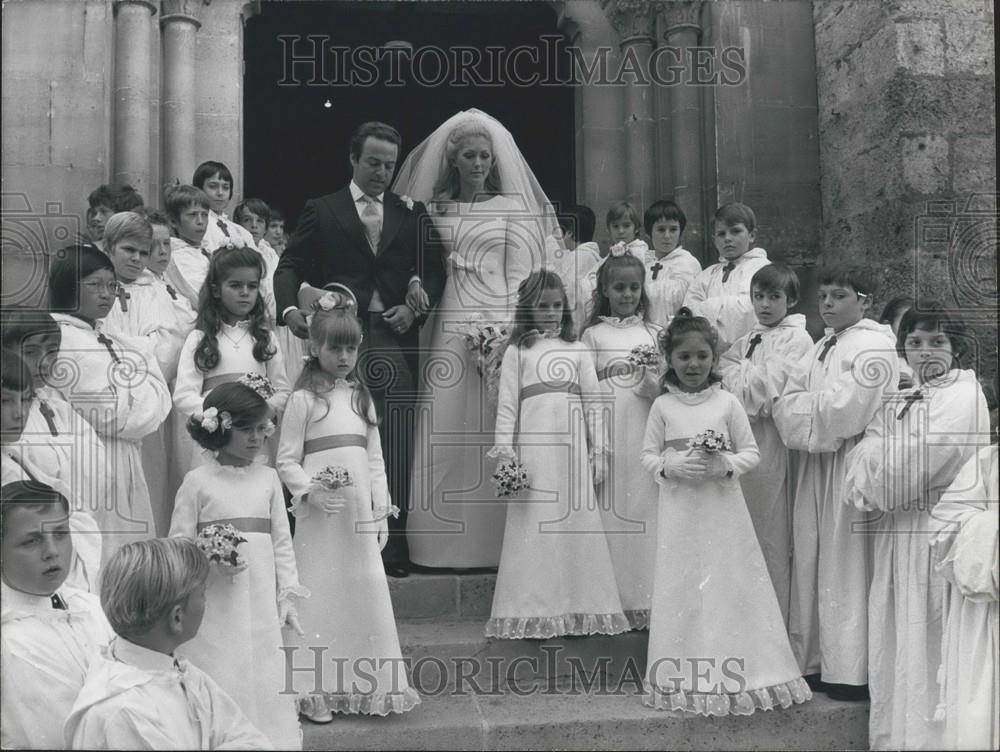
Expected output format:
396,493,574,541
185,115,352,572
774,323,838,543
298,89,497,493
359,195,382,253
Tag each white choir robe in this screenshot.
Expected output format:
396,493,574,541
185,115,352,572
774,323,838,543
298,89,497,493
172,325,290,474
930,445,999,752
1,450,102,592
64,636,272,751
1,582,112,750
204,210,277,323
643,246,702,329
103,270,187,536
682,247,770,351
49,314,172,557
544,240,601,333
151,270,198,335
164,237,213,309
719,313,814,624
772,317,898,685
845,369,990,750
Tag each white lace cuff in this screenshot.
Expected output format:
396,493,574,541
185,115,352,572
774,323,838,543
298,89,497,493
486,445,516,462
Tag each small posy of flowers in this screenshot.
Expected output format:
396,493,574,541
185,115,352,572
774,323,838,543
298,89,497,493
238,373,275,399
196,523,248,575
455,314,511,401
627,344,659,368
314,290,355,313
195,407,232,434
492,459,529,497
688,429,732,454
312,466,354,490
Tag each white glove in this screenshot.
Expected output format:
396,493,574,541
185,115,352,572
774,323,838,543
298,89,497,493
701,452,732,479
307,487,346,515
376,518,389,551
660,449,708,480
592,451,609,487
278,600,304,636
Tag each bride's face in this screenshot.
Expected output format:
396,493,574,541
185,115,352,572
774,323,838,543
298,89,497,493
453,136,493,194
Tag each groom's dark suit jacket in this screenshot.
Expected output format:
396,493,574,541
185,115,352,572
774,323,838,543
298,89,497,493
274,187,445,326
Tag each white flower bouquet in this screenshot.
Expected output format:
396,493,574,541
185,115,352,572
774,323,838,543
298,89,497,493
492,459,529,497
627,344,659,368
687,429,732,454
196,523,248,582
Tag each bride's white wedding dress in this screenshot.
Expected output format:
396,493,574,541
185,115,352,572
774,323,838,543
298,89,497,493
407,195,536,568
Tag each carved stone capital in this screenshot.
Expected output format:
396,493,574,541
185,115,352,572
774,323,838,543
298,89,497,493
113,0,157,15
659,0,703,41
606,0,659,46
160,0,204,28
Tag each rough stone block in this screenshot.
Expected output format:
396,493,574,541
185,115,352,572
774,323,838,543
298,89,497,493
953,135,997,194
902,135,950,194
945,14,995,75
886,0,990,20
49,81,108,169
1,78,51,166
882,76,995,136
389,574,458,620
894,19,945,75
813,0,889,68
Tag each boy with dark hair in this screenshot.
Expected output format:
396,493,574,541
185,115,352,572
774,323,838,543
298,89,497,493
642,199,702,327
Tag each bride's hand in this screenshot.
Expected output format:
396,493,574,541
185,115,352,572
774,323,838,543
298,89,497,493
383,305,416,335
406,279,429,315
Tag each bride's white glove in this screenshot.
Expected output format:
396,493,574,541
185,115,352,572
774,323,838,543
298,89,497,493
405,278,430,315
660,449,708,480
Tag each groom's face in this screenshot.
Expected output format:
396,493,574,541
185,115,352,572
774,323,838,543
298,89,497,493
351,137,398,197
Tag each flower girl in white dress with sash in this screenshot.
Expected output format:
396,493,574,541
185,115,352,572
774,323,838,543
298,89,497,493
487,270,629,639
169,382,305,749
277,306,419,720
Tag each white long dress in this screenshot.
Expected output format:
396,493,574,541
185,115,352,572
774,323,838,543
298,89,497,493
48,314,171,557
772,318,898,685
844,370,990,750
639,385,811,715
169,456,304,749
487,337,629,638
719,313,815,623
408,195,536,568
930,445,999,751
581,316,662,628
276,381,420,715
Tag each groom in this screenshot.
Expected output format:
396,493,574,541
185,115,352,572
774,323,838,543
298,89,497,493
274,121,446,577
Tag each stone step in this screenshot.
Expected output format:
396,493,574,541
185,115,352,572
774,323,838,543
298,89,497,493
397,618,648,691
389,572,496,620
302,686,868,751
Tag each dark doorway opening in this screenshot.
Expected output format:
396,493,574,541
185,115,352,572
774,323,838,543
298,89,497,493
244,1,575,229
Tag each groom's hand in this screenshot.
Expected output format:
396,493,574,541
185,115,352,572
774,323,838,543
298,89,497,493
405,279,430,315
382,305,415,335
284,309,311,339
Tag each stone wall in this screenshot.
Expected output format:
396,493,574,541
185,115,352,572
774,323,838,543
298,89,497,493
813,0,996,377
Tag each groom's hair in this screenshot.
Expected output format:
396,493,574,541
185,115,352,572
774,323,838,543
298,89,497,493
350,122,401,160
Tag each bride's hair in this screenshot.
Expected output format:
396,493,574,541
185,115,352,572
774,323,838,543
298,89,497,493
431,120,502,202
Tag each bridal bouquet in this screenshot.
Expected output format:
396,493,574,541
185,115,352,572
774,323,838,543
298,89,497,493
238,372,275,400
312,466,353,490
627,344,659,368
492,459,529,497
196,523,248,581
455,314,510,403
687,429,732,454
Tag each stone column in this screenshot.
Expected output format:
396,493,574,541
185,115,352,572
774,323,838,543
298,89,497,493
660,0,705,254
608,0,658,211
558,1,626,240
160,0,202,185
113,0,157,195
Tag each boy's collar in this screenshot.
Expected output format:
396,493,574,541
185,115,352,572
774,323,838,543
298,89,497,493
0,580,66,621
111,635,179,673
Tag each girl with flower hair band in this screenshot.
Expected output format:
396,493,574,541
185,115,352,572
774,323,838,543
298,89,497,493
172,246,290,479
169,381,305,749
277,305,419,721
639,309,810,716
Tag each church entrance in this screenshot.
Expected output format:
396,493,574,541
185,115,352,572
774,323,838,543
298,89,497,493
243,1,576,227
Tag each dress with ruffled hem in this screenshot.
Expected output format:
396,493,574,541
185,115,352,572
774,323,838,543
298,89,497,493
643,676,812,716
298,687,422,717
486,612,631,640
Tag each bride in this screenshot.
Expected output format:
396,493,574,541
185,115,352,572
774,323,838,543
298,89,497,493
393,109,557,568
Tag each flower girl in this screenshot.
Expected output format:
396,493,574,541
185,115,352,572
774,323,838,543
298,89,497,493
488,270,628,639
639,309,810,715
276,303,419,720
173,246,290,476
169,381,305,749
579,248,662,629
